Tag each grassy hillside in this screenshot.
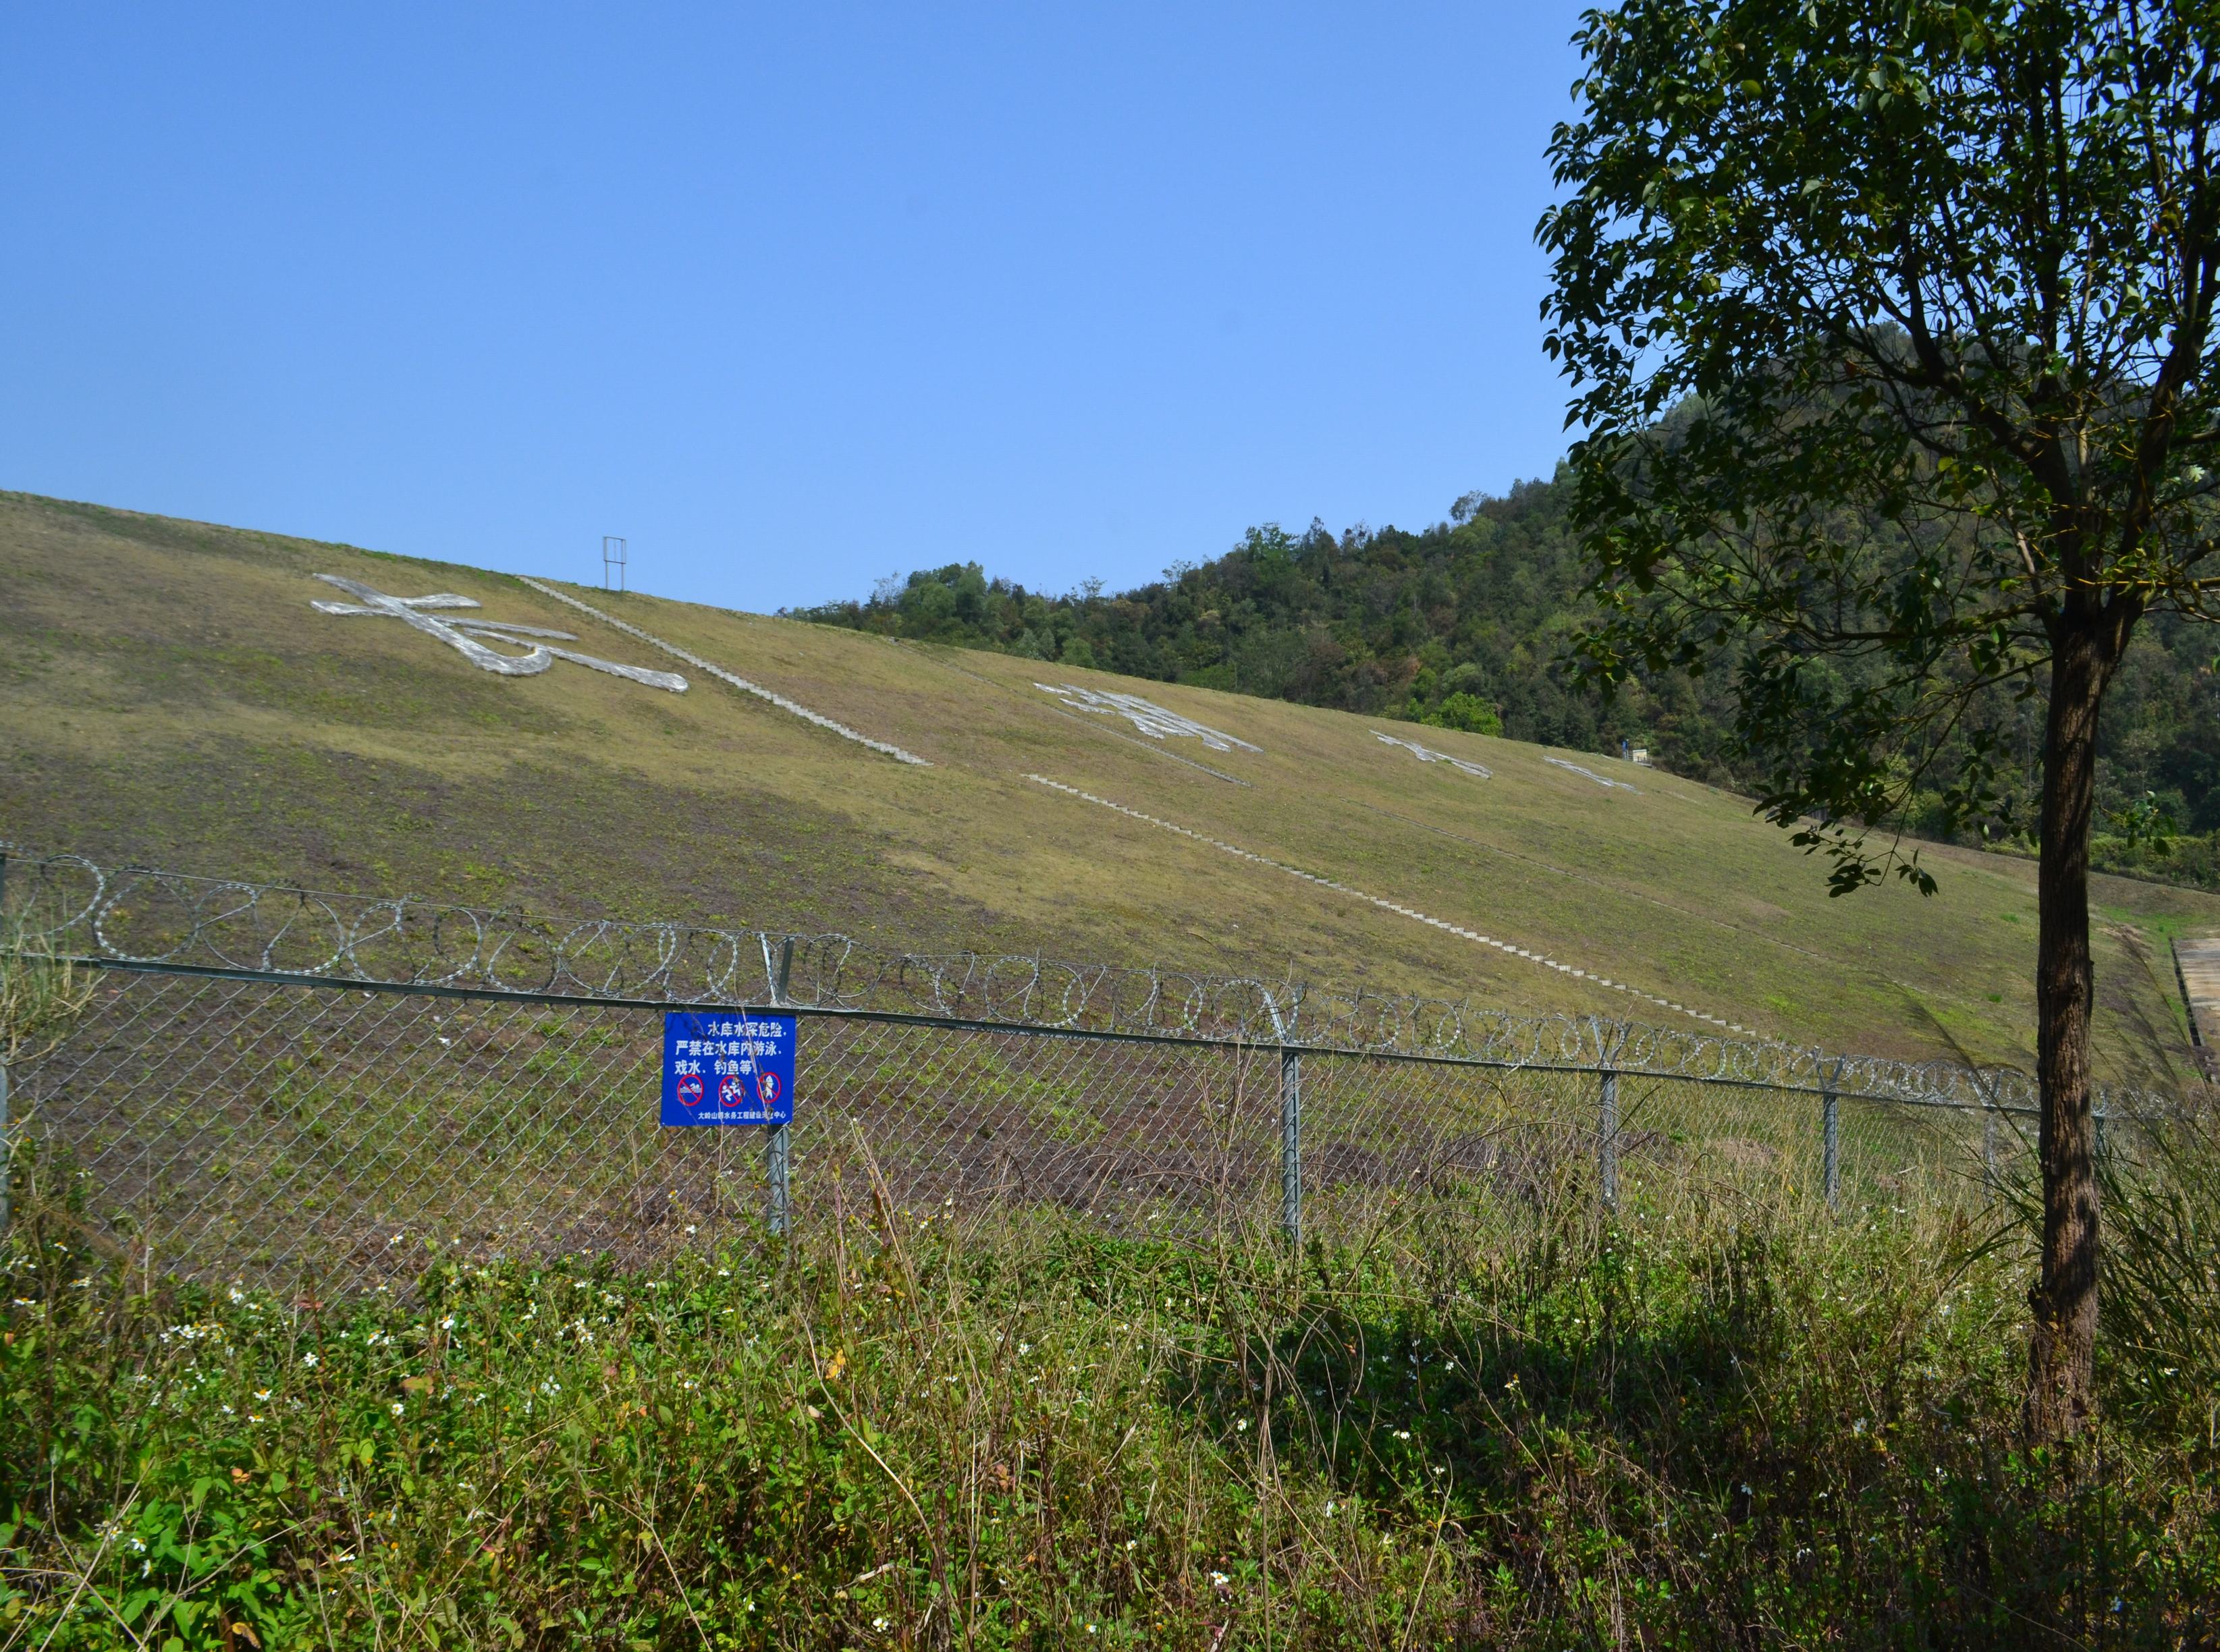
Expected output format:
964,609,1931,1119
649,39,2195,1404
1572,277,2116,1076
3,489,2215,1082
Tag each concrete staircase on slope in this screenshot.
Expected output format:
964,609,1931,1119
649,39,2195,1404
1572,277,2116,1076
2172,935,2220,1078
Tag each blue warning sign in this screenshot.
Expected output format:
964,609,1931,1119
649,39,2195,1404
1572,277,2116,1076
661,1012,796,1127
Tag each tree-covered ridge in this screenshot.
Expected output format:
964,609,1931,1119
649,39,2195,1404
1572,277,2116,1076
798,480,1634,744
792,474,2220,887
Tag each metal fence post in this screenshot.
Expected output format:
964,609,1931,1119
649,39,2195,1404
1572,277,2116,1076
1822,1056,1843,1211
765,1123,790,1237
1822,1091,1841,1209
1598,1066,1619,1211
765,937,796,1237
1280,1047,1302,1248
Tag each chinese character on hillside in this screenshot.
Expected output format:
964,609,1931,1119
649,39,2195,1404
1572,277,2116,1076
311,574,687,692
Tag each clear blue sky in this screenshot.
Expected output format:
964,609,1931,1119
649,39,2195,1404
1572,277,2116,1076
3,5,1587,612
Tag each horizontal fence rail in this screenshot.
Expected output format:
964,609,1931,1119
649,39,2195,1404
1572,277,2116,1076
0,847,2164,1116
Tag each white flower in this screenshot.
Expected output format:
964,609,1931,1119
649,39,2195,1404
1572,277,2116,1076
254,1390,271,1402
439,1317,456,1331
1235,1418,1250,1431
1394,1430,1411,1441
1210,1571,1229,1588
390,1402,405,1416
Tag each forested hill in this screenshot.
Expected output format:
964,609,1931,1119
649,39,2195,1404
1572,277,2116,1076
792,474,2220,889
798,479,1641,744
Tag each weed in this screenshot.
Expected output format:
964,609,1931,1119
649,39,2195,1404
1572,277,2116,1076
4,1163,2217,1647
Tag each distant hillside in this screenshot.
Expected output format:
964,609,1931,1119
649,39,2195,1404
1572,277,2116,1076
4,486,2217,1086
794,476,2220,891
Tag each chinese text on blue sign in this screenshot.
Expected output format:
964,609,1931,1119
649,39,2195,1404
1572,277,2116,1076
661,1012,796,1126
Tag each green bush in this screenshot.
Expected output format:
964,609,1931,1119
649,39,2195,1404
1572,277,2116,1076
1426,693,1502,738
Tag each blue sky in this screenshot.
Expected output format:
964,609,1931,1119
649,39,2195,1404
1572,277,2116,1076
2,5,1588,612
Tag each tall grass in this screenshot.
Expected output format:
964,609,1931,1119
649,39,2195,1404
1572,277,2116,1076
5,1143,2218,1649
0,921,92,1069
2085,1108,2220,1447
1,926,94,1244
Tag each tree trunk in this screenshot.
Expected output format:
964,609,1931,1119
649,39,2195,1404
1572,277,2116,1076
2027,616,2107,1443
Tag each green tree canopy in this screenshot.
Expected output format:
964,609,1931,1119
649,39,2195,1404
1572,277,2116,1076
1541,0,2220,1437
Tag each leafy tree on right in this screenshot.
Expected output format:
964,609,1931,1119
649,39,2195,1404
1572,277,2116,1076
1540,0,2220,1439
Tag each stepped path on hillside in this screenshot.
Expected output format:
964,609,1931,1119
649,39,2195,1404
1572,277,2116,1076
2173,935,2220,1057
3,487,2215,1084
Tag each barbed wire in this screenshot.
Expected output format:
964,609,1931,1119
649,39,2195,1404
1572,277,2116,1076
0,844,2174,1116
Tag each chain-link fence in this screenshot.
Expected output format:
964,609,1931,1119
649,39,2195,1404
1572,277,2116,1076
0,849,2139,1294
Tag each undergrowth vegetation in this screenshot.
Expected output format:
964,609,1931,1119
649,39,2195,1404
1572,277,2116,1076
5,1151,2220,1649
